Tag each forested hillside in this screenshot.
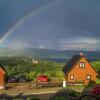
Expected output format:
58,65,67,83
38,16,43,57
0,57,100,81
0,57,64,80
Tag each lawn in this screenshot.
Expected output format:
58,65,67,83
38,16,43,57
66,85,85,92
96,78,100,84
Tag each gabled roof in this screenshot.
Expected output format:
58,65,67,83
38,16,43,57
0,64,5,74
63,55,82,74
63,54,97,75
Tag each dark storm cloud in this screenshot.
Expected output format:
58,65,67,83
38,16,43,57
0,0,100,50
0,0,53,37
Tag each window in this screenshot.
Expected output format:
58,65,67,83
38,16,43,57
86,75,91,80
70,75,74,80
80,62,85,68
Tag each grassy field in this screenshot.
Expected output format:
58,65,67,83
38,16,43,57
66,85,85,92
96,78,100,84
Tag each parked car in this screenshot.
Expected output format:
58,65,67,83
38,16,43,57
37,75,49,82
8,77,19,83
18,78,28,82
90,85,100,95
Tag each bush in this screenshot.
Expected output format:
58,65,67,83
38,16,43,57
27,97,40,100
52,96,67,100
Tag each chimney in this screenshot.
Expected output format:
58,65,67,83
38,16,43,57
80,52,84,56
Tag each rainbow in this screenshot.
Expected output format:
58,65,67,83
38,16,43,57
0,0,63,44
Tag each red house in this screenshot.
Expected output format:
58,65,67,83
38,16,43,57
63,53,97,85
0,65,6,89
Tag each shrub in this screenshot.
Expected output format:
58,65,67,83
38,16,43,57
52,96,67,100
27,97,40,100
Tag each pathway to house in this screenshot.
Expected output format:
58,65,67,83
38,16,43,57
0,89,80,100
0,82,86,100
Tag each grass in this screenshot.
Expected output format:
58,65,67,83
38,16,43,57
96,78,100,84
65,85,85,92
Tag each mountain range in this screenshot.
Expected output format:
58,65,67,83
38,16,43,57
0,48,100,60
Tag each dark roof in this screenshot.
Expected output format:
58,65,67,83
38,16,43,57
0,64,6,72
63,55,82,74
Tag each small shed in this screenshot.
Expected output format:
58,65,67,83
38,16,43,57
0,65,6,89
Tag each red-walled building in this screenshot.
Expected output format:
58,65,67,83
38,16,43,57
0,65,6,89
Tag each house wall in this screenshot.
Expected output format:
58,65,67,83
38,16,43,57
0,69,5,89
66,57,97,85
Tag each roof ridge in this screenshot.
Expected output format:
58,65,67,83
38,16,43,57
63,55,82,74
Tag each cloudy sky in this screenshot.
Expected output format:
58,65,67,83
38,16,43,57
0,0,100,50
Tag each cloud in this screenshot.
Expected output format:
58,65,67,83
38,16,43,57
0,0,100,50
0,0,57,40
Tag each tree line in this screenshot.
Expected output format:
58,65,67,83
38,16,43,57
0,57,64,80
0,57,100,81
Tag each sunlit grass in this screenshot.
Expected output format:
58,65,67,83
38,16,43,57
96,78,100,84
66,85,85,91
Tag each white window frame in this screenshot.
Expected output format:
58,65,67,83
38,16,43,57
70,75,74,80
80,62,85,68
86,75,91,80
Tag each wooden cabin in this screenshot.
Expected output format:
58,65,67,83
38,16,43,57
0,65,6,89
63,53,97,85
